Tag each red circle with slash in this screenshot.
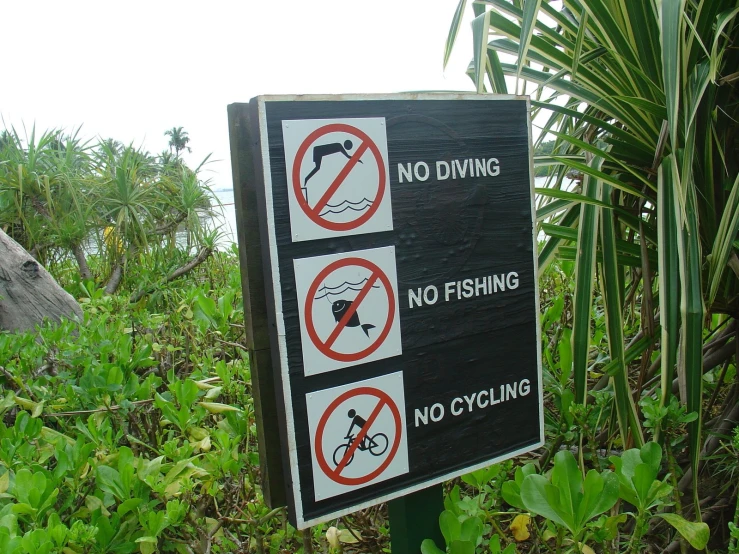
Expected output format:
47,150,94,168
292,123,387,231
305,257,395,362
315,386,402,485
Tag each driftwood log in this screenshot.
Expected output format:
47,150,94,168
0,229,82,332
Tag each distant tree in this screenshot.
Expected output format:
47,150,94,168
533,140,556,177
159,150,175,167
165,127,191,158
535,140,555,156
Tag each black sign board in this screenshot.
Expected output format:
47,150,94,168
228,94,543,529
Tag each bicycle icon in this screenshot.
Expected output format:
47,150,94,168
332,408,389,467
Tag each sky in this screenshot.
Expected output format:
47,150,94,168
2,0,479,191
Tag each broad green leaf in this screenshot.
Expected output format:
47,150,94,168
632,464,656,506
639,441,662,473
584,471,618,527
551,451,582,526
449,540,475,554
459,516,483,545
439,510,461,545
117,498,143,517
96,466,126,501
520,474,568,529
420,539,445,554
657,513,710,550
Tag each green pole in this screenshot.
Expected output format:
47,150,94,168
388,484,445,554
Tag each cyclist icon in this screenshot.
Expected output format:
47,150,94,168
332,408,389,467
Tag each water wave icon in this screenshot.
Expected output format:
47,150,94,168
318,197,374,217
314,278,380,301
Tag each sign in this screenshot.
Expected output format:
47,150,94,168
283,118,393,242
230,94,543,529
294,246,402,375
307,372,408,500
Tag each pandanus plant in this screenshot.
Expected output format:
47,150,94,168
446,0,739,516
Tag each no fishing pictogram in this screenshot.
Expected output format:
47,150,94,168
282,118,393,242
306,372,409,500
294,246,402,376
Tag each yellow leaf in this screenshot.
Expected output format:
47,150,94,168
326,526,340,549
191,436,211,453
0,471,9,494
30,400,45,418
14,397,35,410
188,427,210,441
510,514,531,541
85,495,110,516
338,528,361,544
198,402,241,414
579,543,595,554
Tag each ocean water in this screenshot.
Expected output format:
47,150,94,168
211,189,238,248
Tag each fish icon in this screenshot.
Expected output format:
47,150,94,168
332,300,376,337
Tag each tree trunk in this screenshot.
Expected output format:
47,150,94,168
129,247,212,303
0,229,82,332
72,243,93,281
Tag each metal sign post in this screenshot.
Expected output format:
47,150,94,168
228,94,543,535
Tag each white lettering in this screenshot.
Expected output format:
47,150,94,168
487,158,500,176
507,272,519,290
464,393,476,412
477,389,489,408
414,161,430,182
398,163,413,183
445,281,455,302
436,160,450,180
453,159,469,178
450,398,463,416
414,408,429,427
493,274,505,292
462,279,474,299
423,285,438,305
519,379,531,396
409,288,422,309
475,277,487,296
475,158,487,177
430,403,445,422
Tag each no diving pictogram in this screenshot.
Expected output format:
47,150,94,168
293,124,386,231
305,257,395,363
282,118,393,242
315,387,402,486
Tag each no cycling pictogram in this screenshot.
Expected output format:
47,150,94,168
315,387,402,486
292,123,387,231
305,257,396,363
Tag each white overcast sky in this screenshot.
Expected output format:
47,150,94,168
2,0,482,190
